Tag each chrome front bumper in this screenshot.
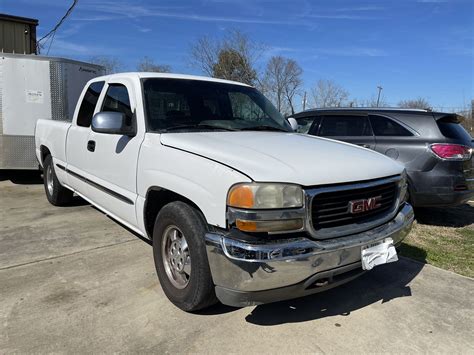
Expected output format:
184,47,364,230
205,203,414,307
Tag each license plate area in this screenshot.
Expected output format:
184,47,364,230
361,237,398,270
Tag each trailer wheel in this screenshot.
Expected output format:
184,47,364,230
152,201,217,312
43,155,73,206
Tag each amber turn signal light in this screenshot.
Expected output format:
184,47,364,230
228,185,254,209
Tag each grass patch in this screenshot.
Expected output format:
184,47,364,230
399,204,474,278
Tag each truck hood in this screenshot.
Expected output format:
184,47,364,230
160,132,403,186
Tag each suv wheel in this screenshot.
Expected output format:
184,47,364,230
152,201,217,311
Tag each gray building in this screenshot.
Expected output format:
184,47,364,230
0,14,38,55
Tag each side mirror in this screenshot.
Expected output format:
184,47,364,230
91,112,136,136
287,117,298,132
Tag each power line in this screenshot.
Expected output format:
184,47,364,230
46,30,57,56
37,0,78,54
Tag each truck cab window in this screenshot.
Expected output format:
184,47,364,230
76,81,105,127
142,78,289,132
370,115,413,136
320,115,372,136
101,84,133,121
228,92,269,121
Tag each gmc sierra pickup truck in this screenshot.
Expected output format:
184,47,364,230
35,73,414,311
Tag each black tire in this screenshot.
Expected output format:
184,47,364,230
43,155,73,206
152,201,217,311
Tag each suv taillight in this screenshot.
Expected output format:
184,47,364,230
429,144,472,161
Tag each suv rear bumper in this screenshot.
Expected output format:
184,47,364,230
412,189,473,207
205,203,414,307
409,161,473,207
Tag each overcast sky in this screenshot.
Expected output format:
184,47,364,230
3,0,473,111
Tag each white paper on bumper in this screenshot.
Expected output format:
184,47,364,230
361,238,398,271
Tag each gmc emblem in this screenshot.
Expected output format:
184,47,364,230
349,196,382,214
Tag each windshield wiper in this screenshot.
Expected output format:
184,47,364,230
163,124,236,132
240,125,289,132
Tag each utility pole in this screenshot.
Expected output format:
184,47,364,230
376,86,383,107
471,99,473,135
302,91,307,111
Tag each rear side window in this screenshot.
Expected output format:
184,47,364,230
101,84,133,120
296,116,320,134
319,115,372,136
76,81,105,127
437,120,472,144
370,115,413,136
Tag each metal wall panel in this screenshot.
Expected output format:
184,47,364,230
0,21,31,54
49,61,69,121
1,57,52,135
0,135,37,169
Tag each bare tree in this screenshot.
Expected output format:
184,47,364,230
261,56,303,115
457,99,474,136
190,36,218,77
89,56,122,74
311,79,349,108
358,94,389,108
137,56,171,72
398,97,431,110
189,30,262,85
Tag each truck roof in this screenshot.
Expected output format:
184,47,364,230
94,72,251,87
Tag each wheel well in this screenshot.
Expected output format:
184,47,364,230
40,146,51,166
144,188,205,239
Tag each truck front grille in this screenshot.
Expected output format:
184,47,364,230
310,181,398,231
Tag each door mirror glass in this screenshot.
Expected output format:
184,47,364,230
91,111,136,136
287,117,298,131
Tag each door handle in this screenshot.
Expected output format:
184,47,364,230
87,140,96,152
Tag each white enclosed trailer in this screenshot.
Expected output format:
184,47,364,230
0,53,104,169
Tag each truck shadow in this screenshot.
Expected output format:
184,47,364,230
414,204,474,227
0,170,43,184
243,255,425,326
64,195,91,207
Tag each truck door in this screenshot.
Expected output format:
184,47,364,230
316,114,375,149
65,80,105,194
84,78,143,228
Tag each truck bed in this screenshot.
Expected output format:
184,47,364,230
35,119,71,169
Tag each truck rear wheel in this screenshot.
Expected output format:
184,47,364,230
43,155,73,206
152,201,217,311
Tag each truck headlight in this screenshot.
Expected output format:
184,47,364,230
228,183,303,209
227,183,304,233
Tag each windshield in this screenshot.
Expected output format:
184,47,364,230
142,78,291,132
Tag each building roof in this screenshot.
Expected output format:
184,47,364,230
0,13,38,26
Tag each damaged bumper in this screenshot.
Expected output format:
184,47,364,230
205,203,414,307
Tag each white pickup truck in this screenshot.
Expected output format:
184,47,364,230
35,73,414,311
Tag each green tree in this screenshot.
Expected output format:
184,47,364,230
212,49,257,85
190,29,261,85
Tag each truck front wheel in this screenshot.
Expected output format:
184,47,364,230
43,155,73,206
152,201,217,311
